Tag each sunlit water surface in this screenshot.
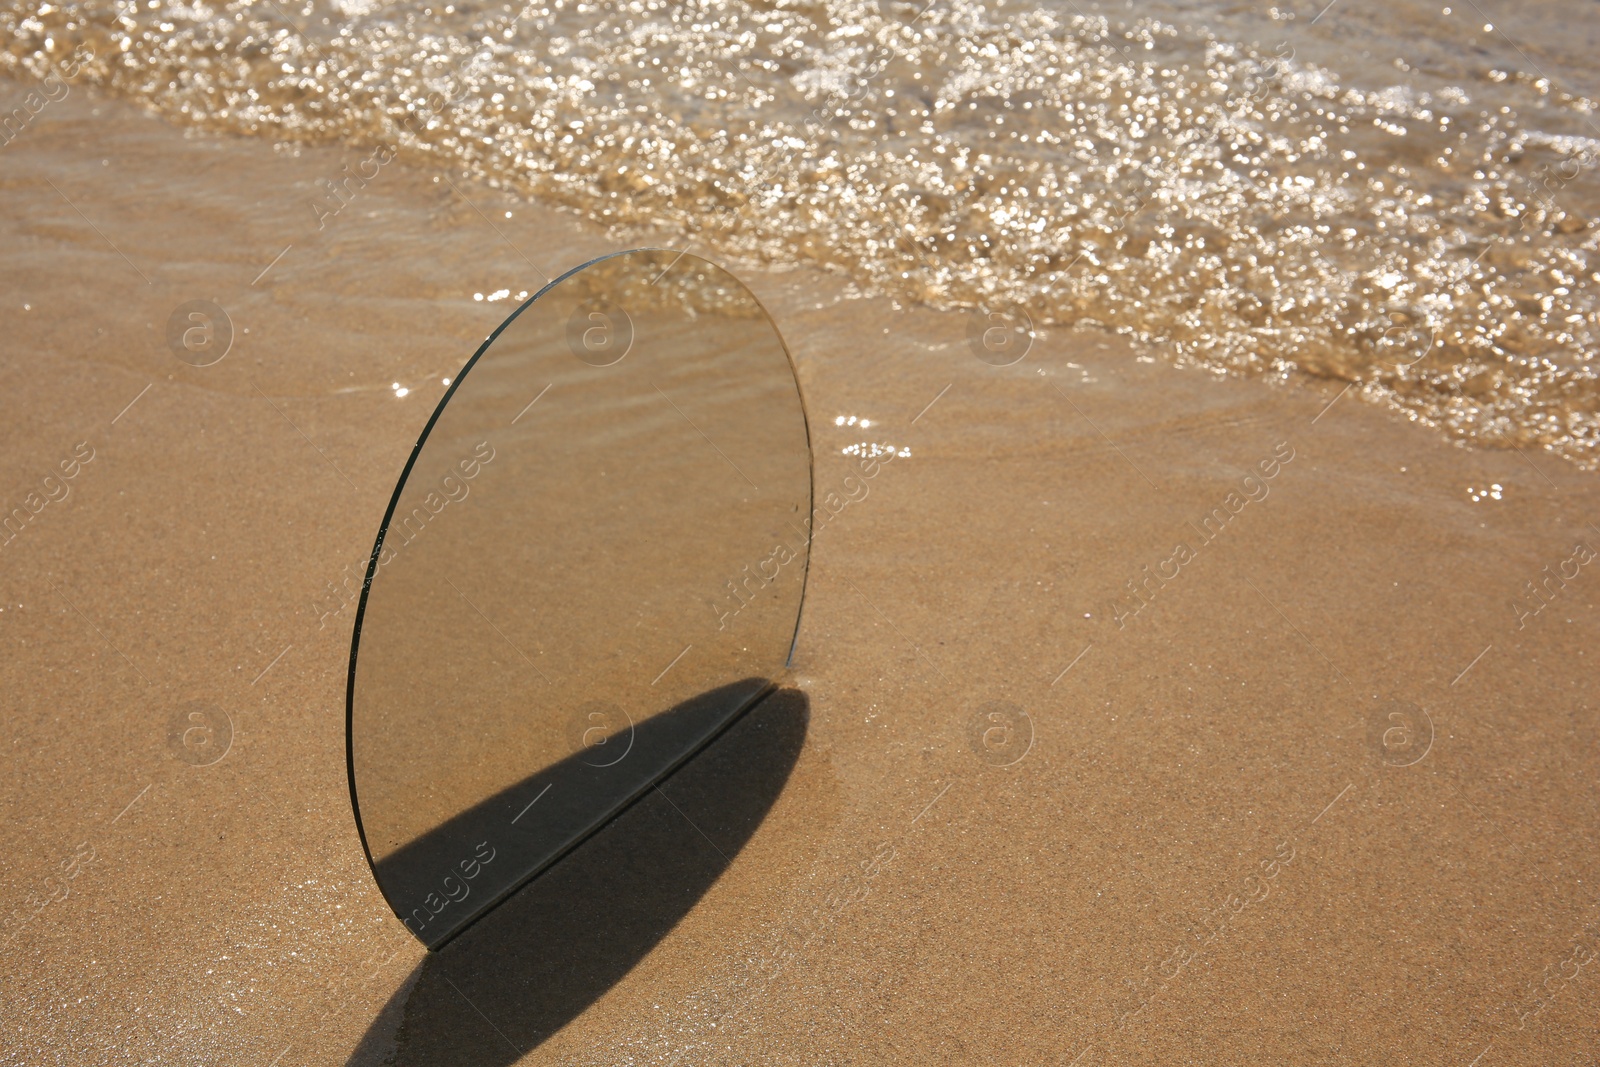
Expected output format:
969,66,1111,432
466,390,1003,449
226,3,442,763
5,0,1598,464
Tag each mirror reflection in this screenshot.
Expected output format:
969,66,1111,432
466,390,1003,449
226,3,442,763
347,250,812,949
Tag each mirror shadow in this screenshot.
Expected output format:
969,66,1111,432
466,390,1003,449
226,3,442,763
367,677,777,949
346,686,809,1065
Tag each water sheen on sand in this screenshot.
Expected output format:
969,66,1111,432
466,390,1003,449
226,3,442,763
5,0,1598,463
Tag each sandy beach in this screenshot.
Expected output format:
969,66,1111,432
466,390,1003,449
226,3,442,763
3,21,1600,1067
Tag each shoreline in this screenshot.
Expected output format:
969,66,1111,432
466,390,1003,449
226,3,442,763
1,82,1597,1066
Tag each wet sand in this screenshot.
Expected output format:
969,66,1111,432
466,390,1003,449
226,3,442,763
3,87,1599,1065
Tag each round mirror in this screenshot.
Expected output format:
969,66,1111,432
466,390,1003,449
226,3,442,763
347,249,812,949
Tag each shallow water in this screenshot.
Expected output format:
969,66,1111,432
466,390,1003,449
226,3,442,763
4,0,1598,464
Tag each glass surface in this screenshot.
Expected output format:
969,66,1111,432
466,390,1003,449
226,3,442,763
347,250,812,949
